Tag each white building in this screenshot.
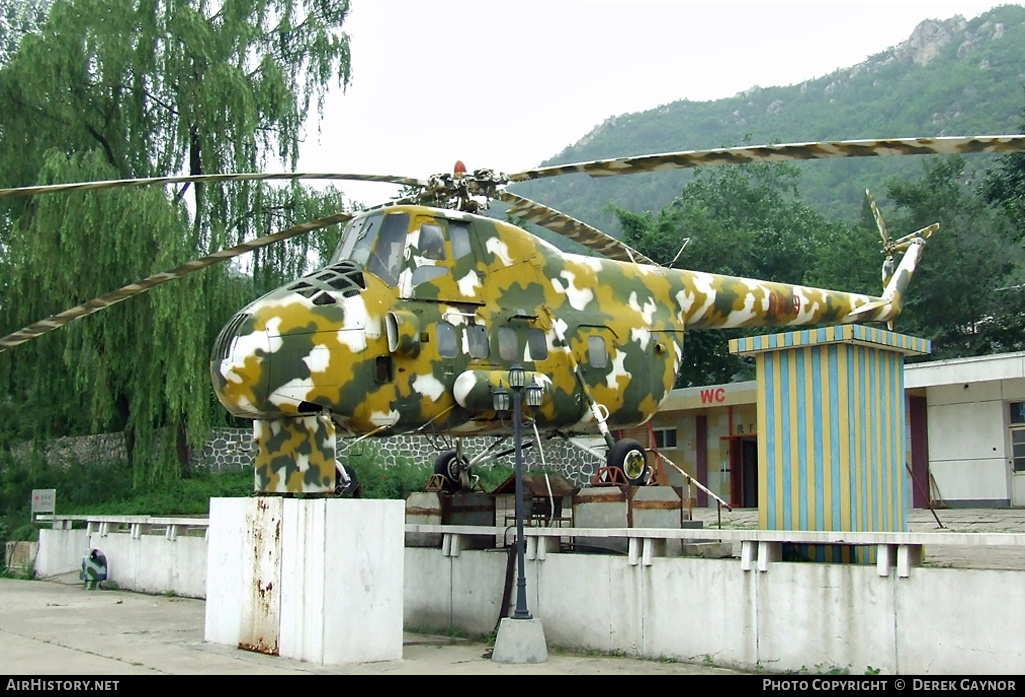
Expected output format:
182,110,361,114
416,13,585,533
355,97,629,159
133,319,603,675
905,351,1025,508
643,351,1025,509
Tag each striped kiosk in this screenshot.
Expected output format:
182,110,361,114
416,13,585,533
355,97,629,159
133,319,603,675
729,324,931,562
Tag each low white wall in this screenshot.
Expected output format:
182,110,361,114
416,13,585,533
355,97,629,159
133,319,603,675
33,527,205,598
34,519,1025,674
35,529,88,578
97,532,207,598
406,549,1025,674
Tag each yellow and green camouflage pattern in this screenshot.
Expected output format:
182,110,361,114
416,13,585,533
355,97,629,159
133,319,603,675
210,204,929,493
253,415,336,494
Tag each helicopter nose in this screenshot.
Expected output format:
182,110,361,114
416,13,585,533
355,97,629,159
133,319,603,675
211,311,273,415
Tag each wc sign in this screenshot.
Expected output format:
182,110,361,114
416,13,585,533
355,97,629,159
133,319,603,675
31,489,56,517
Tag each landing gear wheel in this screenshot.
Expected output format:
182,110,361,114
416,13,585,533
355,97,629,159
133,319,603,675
335,463,360,497
433,450,468,492
608,439,649,486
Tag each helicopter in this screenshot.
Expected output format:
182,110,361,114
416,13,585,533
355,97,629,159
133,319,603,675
3,136,1025,494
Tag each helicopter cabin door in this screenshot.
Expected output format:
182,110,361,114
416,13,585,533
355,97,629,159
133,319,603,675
398,215,484,305
571,324,679,430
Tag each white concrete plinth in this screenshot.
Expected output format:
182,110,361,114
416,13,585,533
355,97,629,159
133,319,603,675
491,617,548,664
205,497,404,664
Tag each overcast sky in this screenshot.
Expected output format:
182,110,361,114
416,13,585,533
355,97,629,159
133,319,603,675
296,0,1013,205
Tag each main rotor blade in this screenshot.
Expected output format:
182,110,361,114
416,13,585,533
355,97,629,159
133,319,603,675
0,211,352,352
497,191,658,266
0,172,425,200
507,135,1025,182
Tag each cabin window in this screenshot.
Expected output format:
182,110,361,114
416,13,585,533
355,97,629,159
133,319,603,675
498,326,518,361
588,336,608,369
366,213,409,287
450,222,472,260
411,265,447,286
437,321,458,358
526,328,548,361
466,324,489,359
374,356,393,384
418,223,447,261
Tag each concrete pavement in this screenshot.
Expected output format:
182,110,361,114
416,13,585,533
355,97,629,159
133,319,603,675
0,577,745,675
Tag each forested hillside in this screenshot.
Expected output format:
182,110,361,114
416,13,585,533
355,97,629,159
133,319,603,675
514,5,1025,233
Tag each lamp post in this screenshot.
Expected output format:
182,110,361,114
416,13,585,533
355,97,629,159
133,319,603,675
494,364,531,619
491,365,548,663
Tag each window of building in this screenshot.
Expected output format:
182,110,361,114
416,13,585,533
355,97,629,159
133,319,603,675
653,427,678,449
1011,403,1025,473
1012,429,1025,473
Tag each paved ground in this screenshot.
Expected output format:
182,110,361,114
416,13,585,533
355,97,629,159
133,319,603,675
5,507,1022,675
0,578,745,675
690,506,1025,570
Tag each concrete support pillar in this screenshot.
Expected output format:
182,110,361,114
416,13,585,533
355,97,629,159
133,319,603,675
205,497,404,665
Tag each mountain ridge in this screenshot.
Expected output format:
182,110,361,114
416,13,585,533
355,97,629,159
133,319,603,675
514,5,1025,231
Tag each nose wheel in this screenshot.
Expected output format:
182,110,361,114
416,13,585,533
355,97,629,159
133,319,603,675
334,462,361,497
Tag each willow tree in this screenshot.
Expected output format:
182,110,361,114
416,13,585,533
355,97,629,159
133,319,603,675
0,0,352,482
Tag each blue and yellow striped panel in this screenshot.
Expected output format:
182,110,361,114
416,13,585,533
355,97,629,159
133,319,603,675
754,337,911,563
730,324,931,357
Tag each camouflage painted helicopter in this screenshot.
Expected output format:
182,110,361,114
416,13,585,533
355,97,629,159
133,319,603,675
3,136,1025,494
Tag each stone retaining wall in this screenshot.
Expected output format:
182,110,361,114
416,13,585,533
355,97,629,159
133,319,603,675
13,428,605,487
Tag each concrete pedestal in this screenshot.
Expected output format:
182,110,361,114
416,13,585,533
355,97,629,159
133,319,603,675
492,617,548,664
205,497,404,664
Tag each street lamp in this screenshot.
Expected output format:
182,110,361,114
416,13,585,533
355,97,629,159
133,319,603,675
493,364,530,620
491,365,548,663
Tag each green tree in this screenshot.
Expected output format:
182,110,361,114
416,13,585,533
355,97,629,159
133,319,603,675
615,162,864,387
0,0,352,483
982,110,1025,240
0,0,50,65
885,156,1025,357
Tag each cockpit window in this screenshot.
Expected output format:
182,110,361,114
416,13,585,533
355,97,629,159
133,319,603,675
366,213,409,287
450,222,472,260
332,213,381,265
418,224,446,261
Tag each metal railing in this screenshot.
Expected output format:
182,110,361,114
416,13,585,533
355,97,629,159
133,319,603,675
36,514,209,541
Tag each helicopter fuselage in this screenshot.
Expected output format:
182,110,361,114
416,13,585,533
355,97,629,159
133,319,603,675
211,204,902,439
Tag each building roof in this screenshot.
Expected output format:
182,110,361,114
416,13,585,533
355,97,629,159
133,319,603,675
905,351,1025,389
